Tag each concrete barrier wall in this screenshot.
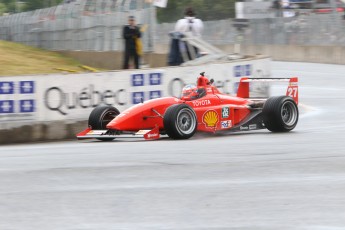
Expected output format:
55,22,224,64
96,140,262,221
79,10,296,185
0,121,87,145
205,44,345,65
60,44,345,70
0,56,270,145
59,51,168,70
239,45,345,65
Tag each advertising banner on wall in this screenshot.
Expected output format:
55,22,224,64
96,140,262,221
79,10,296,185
236,2,275,19
0,79,37,123
0,58,270,128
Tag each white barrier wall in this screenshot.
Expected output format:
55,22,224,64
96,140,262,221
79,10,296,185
0,57,270,129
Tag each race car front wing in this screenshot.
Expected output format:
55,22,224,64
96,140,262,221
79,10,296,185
77,125,164,140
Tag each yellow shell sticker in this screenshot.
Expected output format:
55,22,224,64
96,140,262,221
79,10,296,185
202,110,219,128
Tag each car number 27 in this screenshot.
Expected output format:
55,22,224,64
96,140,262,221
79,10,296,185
287,87,298,98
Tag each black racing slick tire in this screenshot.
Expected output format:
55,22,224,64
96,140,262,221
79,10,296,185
88,105,120,141
163,104,197,140
262,96,299,132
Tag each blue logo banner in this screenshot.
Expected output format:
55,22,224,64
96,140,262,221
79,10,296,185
149,91,162,99
0,82,14,94
20,81,35,94
131,74,145,87
245,64,251,76
149,73,162,85
20,100,35,113
0,100,15,113
132,92,144,104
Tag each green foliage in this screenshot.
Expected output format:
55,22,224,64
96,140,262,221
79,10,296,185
0,0,64,13
157,0,236,23
0,3,7,15
23,0,44,11
23,0,64,11
0,0,15,13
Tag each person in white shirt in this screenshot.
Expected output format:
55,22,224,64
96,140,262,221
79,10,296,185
173,7,203,61
175,7,204,38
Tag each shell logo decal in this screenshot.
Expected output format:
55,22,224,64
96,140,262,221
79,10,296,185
202,110,219,128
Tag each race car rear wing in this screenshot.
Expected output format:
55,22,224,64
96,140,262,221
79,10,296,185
237,77,298,104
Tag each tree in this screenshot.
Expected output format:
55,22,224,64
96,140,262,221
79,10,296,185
23,0,64,11
0,2,7,15
0,0,16,13
0,0,64,13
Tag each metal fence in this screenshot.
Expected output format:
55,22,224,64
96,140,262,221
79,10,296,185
0,0,155,51
1,1,345,51
156,12,345,47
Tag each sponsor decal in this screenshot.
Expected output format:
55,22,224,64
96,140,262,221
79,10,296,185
131,74,145,86
45,85,126,115
132,92,145,104
221,120,232,129
147,133,159,138
240,124,257,131
202,110,219,128
240,126,249,131
143,126,160,139
149,73,162,85
192,99,211,107
222,107,230,118
149,90,162,99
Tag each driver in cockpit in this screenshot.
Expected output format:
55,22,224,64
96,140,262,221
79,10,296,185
181,84,206,101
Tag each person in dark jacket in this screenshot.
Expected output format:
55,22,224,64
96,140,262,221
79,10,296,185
123,16,141,69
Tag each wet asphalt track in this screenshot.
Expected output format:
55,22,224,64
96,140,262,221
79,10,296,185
1,62,345,230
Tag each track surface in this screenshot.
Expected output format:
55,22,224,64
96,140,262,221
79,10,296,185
1,62,345,230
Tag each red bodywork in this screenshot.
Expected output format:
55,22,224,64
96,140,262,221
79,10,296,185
106,75,251,134
77,74,298,140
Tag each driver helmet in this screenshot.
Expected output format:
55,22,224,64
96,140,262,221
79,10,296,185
181,84,199,101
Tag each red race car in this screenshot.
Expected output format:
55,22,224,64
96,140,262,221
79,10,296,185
77,72,299,141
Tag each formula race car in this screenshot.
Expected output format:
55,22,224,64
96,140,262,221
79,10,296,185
77,72,299,141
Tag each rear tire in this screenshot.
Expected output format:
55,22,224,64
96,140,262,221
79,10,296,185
88,105,120,141
163,104,197,139
262,96,298,132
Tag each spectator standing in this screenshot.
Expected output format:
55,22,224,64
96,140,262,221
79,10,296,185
272,0,282,17
175,7,204,38
123,16,141,69
173,7,203,62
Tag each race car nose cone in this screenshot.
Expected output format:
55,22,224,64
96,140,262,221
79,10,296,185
106,114,132,130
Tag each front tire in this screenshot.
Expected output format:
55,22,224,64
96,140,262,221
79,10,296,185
88,105,120,141
262,96,299,132
163,104,197,139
